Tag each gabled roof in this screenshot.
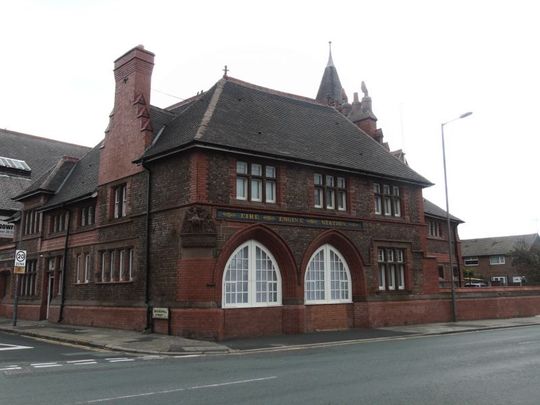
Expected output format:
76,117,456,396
14,157,79,201
461,234,540,257
0,129,90,211
423,199,463,223
143,77,431,186
42,144,101,210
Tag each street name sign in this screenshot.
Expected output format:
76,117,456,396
152,307,169,319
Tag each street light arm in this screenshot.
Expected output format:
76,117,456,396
440,111,472,322
442,111,473,127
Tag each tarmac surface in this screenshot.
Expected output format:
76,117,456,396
2,315,540,355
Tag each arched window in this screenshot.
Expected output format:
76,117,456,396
223,240,282,308
305,244,352,304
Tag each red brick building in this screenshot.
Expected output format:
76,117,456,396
2,46,540,340
462,234,540,286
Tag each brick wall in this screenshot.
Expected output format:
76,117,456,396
305,304,353,331
57,305,147,331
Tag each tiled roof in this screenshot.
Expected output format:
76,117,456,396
144,77,431,186
0,129,90,211
461,234,539,257
42,144,101,209
316,62,344,105
15,157,79,200
0,176,32,212
423,199,463,223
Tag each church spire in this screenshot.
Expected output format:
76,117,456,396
327,41,334,67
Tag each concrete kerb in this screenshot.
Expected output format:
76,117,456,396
0,325,230,356
2,319,540,356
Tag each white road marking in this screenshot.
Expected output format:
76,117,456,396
31,362,62,368
0,365,22,371
82,376,278,403
67,359,98,365
105,357,135,363
0,343,33,351
140,355,162,360
173,354,201,358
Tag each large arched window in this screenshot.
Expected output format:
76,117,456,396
222,240,282,308
305,244,352,304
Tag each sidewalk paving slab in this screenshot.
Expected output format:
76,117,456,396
2,315,540,355
0,318,229,355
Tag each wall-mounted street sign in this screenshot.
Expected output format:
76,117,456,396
14,250,27,274
152,307,169,320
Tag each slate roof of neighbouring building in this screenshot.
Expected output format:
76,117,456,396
461,234,540,257
0,129,90,211
423,198,463,223
143,77,432,186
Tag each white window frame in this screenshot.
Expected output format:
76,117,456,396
100,251,106,282
128,248,133,281
84,254,90,283
222,241,282,308
464,256,479,266
76,254,82,283
114,184,127,218
374,183,401,217
378,247,406,291
236,161,276,203
489,255,506,265
304,244,352,305
314,174,347,211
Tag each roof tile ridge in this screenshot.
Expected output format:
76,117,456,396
194,78,226,140
150,104,176,116
40,156,79,190
0,128,91,149
53,159,81,197
225,76,323,106
165,92,206,112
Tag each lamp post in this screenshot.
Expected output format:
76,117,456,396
441,111,472,322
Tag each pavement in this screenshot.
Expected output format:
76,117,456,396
2,315,540,356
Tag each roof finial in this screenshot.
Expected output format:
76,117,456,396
361,81,369,98
327,41,334,67
223,65,229,78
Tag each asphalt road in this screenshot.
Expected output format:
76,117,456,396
0,331,116,363
2,326,540,404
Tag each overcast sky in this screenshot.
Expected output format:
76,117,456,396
1,0,539,240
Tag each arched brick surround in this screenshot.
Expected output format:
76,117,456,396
213,224,299,305
300,229,367,298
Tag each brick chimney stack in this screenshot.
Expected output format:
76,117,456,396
348,83,383,144
98,45,155,186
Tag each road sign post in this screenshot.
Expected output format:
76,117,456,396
13,250,27,327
